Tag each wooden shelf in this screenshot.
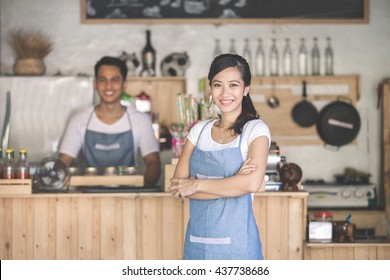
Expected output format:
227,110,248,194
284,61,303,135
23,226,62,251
0,179,32,194
69,175,144,187
123,76,186,126
251,75,360,145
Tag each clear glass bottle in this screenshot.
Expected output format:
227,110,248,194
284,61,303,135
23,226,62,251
298,38,308,76
242,38,252,66
140,30,156,77
229,39,237,54
213,38,222,59
16,148,30,179
255,38,265,76
325,37,334,75
0,148,3,179
283,38,293,76
311,37,320,75
2,148,15,179
269,38,279,76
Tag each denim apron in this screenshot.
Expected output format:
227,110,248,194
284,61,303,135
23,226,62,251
184,121,263,260
84,109,135,168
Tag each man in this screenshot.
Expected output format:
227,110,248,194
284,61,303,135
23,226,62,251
59,56,161,186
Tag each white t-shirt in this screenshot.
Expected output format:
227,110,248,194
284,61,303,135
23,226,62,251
187,119,271,161
59,106,159,164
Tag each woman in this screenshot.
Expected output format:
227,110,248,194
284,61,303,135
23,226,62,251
169,54,270,260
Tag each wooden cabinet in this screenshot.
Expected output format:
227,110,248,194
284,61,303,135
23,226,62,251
0,193,184,260
253,192,308,259
0,191,307,260
123,77,186,125
304,243,390,260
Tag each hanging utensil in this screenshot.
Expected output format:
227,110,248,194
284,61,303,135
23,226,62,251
267,81,280,108
291,80,318,127
316,96,361,149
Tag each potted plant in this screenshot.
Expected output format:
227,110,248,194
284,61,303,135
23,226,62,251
9,29,53,75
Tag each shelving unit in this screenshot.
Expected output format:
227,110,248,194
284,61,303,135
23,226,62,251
250,75,360,145
123,76,186,126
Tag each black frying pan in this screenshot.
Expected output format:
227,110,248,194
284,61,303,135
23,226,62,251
316,97,361,148
291,80,318,127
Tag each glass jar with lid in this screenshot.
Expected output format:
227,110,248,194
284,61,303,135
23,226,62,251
314,211,334,222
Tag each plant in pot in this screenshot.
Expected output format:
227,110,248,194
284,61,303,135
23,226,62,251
9,29,53,75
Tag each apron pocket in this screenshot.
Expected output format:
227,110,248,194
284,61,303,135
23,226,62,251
190,235,231,244
196,173,223,180
189,235,231,260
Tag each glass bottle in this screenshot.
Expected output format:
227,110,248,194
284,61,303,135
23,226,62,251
298,38,308,76
229,39,237,54
213,38,222,59
0,148,3,179
255,38,265,76
283,38,293,76
140,30,156,77
325,37,334,75
16,148,30,179
242,38,252,67
2,148,15,179
311,37,320,75
269,38,279,76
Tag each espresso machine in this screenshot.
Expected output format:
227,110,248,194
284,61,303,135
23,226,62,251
265,142,283,190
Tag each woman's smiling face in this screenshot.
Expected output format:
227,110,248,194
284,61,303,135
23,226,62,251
211,66,249,116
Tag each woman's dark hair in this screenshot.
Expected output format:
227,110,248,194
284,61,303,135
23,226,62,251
208,53,259,135
94,56,128,79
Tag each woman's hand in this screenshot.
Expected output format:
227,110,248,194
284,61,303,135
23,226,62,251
237,158,257,175
169,177,198,200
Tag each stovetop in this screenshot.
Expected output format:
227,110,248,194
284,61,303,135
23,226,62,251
302,181,377,209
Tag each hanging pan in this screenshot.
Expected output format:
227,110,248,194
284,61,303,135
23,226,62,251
291,80,318,127
316,97,361,149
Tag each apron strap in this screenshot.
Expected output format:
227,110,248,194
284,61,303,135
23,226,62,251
195,119,214,146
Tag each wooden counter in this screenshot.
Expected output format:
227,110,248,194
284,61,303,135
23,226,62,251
0,191,307,260
305,242,390,260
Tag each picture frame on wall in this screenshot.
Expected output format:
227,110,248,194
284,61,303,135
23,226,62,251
81,0,369,24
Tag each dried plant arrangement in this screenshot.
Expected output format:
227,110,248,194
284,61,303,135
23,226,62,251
9,29,53,59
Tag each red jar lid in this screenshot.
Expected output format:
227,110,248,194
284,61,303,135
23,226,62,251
314,211,334,218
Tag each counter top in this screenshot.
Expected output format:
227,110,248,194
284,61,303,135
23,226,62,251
306,239,390,246
0,189,309,198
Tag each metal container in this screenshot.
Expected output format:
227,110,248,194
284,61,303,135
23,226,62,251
266,142,281,173
84,167,98,176
104,166,117,176
69,167,82,176
117,166,138,175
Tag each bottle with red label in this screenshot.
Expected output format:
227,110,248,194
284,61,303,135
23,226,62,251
16,148,30,179
3,148,16,179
